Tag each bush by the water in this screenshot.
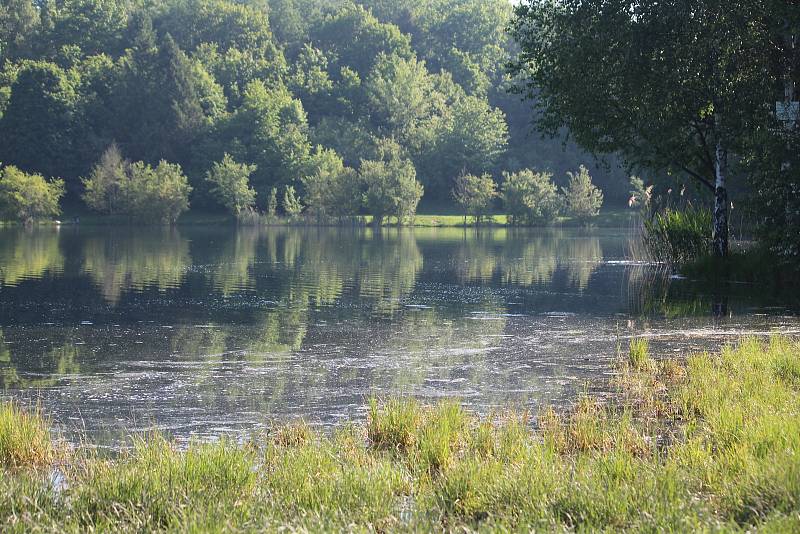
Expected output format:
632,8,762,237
562,165,603,223
643,208,712,264
0,165,64,224
361,140,423,226
302,147,361,222
281,185,303,218
83,146,192,224
205,154,257,217
3,338,800,531
501,168,560,225
451,172,497,224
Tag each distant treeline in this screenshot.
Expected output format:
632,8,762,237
0,0,628,222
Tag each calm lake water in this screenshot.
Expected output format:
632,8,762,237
1,225,798,443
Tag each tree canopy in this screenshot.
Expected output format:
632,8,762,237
509,0,797,255
0,0,628,217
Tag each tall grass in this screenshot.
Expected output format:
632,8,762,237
641,208,712,264
1,337,800,531
0,402,54,468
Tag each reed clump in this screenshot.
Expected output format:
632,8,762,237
641,208,712,264
0,402,54,468
1,337,800,532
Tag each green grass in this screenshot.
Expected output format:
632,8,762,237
641,207,712,264
0,402,54,469
14,208,635,228
2,337,800,531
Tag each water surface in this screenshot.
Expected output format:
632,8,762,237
1,225,797,443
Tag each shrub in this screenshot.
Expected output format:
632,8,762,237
82,143,129,215
302,147,361,222
361,139,423,226
0,402,54,468
82,148,192,224
562,165,603,223
642,208,712,264
628,175,653,212
452,172,497,225
205,154,257,216
126,161,192,224
0,165,64,224
266,187,278,217
501,168,560,225
282,185,303,217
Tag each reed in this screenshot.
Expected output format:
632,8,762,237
641,208,712,264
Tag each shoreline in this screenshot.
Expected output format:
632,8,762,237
0,210,639,229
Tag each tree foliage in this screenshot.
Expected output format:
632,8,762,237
282,185,303,217
0,165,64,223
0,0,624,217
82,143,129,215
302,147,360,221
509,0,793,252
205,153,257,216
361,139,423,225
501,169,560,225
562,166,603,224
83,147,192,223
452,172,496,224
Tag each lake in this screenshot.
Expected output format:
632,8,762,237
1,225,798,444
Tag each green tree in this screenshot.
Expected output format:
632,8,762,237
510,0,788,256
302,146,360,222
0,0,40,61
37,0,129,59
309,4,413,77
205,153,257,216
366,53,438,139
501,169,560,226
744,127,800,262
0,61,82,184
266,187,278,218
282,185,303,217
82,143,129,214
222,80,312,201
125,161,192,224
422,94,508,198
452,172,497,225
360,139,423,226
562,166,603,224
108,30,226,165
0,165,64,223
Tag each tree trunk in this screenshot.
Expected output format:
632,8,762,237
712,139,729,257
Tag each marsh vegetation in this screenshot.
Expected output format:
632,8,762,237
2,338,800,531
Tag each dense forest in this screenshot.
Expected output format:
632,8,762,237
0,0,629,219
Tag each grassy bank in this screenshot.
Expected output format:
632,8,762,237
5,208,636,228
3,337,800,532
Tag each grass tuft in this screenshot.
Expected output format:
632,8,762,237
271,420,314,448
366,396,422,452
0,402,54,469
627,337,656,372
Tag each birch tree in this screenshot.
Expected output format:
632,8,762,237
510,0,787,257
